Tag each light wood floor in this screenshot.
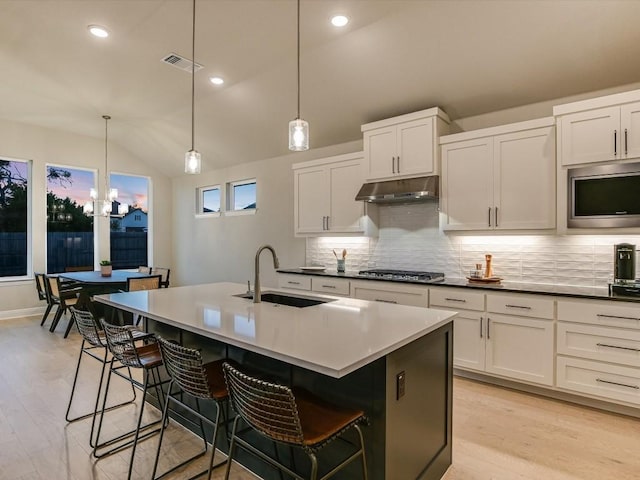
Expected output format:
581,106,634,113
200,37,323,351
2,315,640,480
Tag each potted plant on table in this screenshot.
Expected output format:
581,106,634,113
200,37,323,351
99,260,112,277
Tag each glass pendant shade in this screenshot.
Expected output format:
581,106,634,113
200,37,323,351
185,149,201,174
83,201,94,214
108,188,118,202
118,203,129,215
90,188,98,200
288,118,309,151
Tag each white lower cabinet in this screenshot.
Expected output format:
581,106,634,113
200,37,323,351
557,298,640,406
431,288,555,387
277,274,350,297
484,314,554,386
277,274,312,291
351,280,428,307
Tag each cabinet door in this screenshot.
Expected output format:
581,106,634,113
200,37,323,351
397,117,435,177
294,167,329,234
485,314,554,386
441,137,494,230
559,106,620,165
327,160,364,233
621,101,640,159
453,311,486,371
364,126,396,180
493,126,556,230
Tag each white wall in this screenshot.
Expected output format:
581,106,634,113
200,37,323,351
0,119,172,317
171,140,363,290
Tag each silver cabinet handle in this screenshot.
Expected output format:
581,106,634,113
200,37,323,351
287,281,301,285
487,317,491,339
375,298,398,304
614,129,617,156
326,216,330,230
321,216,326,230
596,378,639,390
597,313,640,321
391,156,396,174
625,128,628,155
495,206,498,227
445,297,466,303
322,285,336,289
480,317,483,338
505,304,532,310
397,156,400,174
596,343,640,352
488,207,492,227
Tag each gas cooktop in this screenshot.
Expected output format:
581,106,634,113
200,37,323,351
358,269,445,283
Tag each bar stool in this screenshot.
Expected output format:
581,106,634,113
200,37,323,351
151,337,230,480
65,307,137,446
222,363,368,480
95,320,167,480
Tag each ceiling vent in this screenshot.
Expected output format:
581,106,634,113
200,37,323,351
161,53,204,73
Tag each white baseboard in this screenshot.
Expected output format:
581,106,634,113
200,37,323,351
0,306,45,320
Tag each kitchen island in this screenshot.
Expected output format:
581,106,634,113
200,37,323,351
96,282,456,480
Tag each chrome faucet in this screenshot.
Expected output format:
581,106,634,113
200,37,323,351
254,244,280,303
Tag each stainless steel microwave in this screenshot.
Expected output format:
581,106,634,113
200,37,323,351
568,162,640,228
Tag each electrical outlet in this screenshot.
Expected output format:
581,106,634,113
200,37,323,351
396,371,405,400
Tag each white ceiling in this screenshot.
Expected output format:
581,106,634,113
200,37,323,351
2,0,640,177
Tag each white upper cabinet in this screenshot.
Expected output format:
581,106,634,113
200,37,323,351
554,89,640,166
362,108,450,181
293,152,367,236
441,118,556,231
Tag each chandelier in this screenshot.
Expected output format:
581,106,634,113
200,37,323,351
84,115,129,217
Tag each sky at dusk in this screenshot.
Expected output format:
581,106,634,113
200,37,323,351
47,167,148,211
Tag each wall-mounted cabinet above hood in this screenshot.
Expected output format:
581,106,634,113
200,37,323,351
355,176,439,203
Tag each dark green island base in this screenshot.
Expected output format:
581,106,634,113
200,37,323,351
146,319,453,480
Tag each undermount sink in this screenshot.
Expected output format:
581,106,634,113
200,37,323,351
234,291,334,308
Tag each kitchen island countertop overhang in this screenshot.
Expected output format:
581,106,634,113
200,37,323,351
94,281,457,378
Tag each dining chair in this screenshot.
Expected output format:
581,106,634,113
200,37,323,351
151,337,230,480
126,274,161,292
45,275,83,337
222,363,369,480
137,266,152,274
126,275,161,326
151,267,171,288
35,272,54,326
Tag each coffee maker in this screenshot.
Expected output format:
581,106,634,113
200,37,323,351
614,243,636,284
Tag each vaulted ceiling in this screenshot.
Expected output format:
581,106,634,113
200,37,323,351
2,0,640,177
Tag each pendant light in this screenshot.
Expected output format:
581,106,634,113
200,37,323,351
184,0,201,174
84,115,129,217
288,0,309,151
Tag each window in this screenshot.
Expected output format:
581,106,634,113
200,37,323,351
228,179,256,213
46,166,95,273
109,173,149,269
197,185,221,216
0,158,30,279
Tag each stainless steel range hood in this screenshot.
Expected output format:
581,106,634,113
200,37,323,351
355,176,439,203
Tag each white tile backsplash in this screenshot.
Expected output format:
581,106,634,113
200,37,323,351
306,203,640,287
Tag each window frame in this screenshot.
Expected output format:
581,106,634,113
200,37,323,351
226,178,257,216
196,184,222,218
0,156,32,282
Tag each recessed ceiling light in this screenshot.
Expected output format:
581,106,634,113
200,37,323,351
330,15,349,27
88,25,109,38
209,76,224,85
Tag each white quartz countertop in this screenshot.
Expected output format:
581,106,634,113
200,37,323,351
95,282,456,378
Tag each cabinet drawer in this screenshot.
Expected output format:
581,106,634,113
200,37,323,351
557,322,640,367
312,277,350,296
557,356,640,406
487,293,554,319
351,281,428,307
429,287,484,311
558,299,640,329
277,274,311,291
